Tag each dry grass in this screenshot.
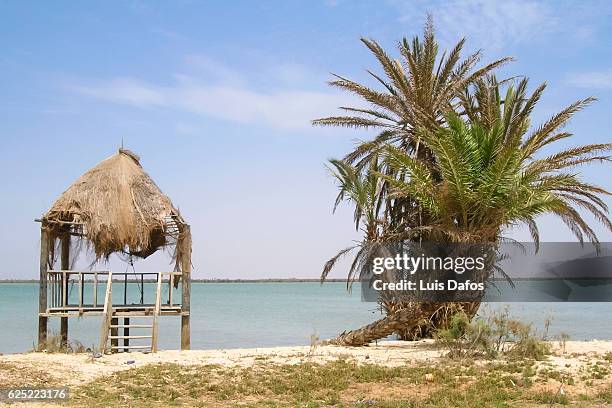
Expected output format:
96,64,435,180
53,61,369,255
2,341,611,407
63,357,612,408
0,361,61,388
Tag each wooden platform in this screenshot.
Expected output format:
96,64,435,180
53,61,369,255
40,270,185,353
36,220,192,352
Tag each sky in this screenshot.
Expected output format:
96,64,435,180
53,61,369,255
0,0,611,279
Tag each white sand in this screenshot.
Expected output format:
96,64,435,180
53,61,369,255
2,339,612,387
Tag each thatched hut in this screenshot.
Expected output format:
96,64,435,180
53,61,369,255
37,149,191,352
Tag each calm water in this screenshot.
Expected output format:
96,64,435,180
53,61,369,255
1,282,611,354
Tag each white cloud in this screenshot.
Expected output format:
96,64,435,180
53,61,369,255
72,78,166,106
182,55,247,86
391,0,611,51
70,61,356,130
432,0,552,50
565,71,612,90
174,121,200,135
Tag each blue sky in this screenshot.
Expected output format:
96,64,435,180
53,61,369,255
1,0,611,279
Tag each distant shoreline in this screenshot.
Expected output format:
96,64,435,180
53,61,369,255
0,278,346,283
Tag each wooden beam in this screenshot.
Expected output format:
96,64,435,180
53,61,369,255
38,227,49,351
34,218,83,226
60,235,69,346
180,225,192,350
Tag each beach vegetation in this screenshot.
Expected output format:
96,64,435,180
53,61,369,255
34,332,86,354
65,357,611,407
435,310,550,360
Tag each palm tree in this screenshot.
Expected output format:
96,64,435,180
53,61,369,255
316,17,511,341
315,17,511,242
323,79,611,346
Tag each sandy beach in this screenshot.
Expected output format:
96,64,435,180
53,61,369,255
1,341,442,386
2,340,612,407
4,340,612,385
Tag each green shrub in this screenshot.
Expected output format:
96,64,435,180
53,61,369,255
36,332,86,354
435,310,550,360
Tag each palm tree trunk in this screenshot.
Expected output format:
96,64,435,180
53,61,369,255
324,303,437,346
324,301,480,346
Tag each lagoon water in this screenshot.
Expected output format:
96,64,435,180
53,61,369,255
1,282,611,354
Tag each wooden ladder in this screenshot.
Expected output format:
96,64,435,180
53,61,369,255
99,272,163,353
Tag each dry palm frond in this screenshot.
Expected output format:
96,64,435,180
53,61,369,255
43,149,188,268
313,15,511,171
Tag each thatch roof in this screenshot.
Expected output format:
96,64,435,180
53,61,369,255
43,149,186,261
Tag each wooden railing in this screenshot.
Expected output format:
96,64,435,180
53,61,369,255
45,270,182,312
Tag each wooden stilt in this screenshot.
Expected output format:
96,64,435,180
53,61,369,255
152,273,162,352
110,318,118,352
123,318,130,352
180,316,190,350
180,225,191,350
60,235,70,346
38,227,49,351
98,273,113,353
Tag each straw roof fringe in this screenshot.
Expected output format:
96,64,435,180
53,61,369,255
43,149,188,267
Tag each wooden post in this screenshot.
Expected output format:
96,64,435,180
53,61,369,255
98,273,113,353
38,227,49,351
110,318,119,352
60,234,69,346
180,225,192,350
152,272,163,352
123,318,130,352
93,272,98,307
